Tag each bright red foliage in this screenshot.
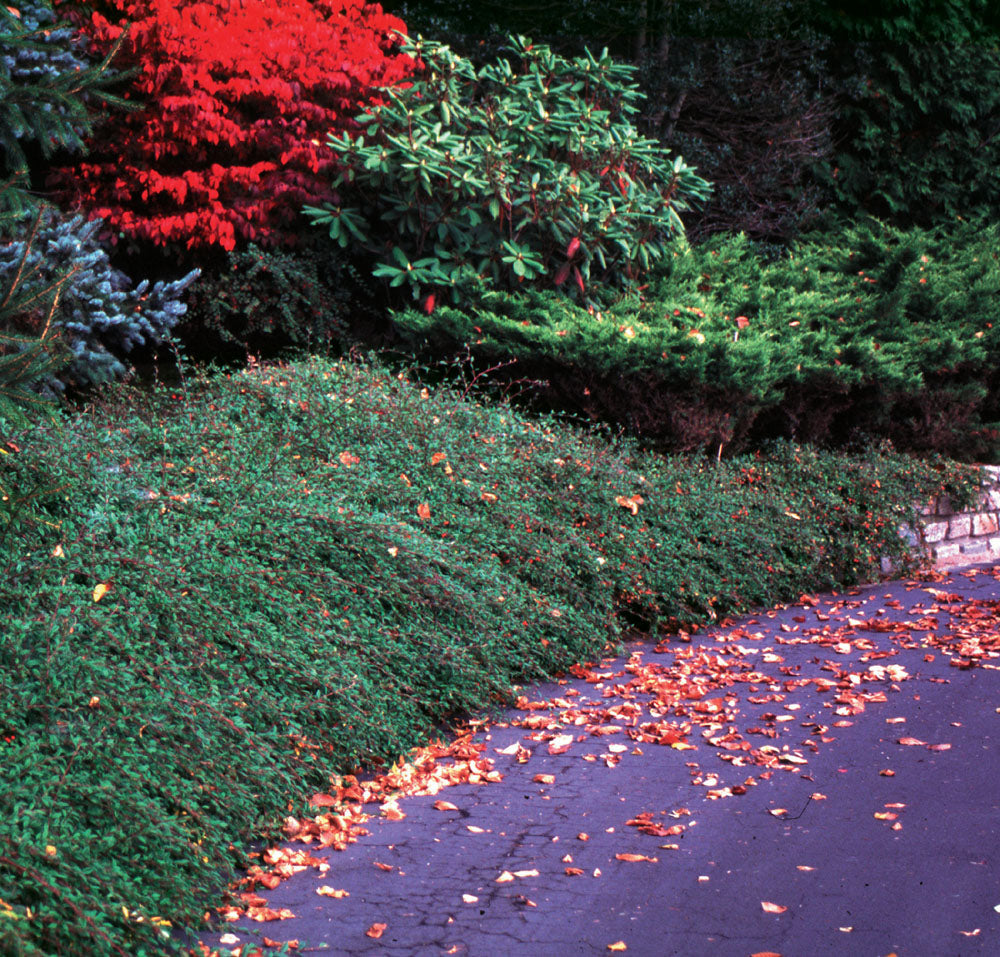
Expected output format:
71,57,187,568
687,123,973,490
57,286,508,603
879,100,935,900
48,0,413,253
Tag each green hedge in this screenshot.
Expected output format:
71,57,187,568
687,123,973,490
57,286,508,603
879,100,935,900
0,354,977,955
393,218,1000,459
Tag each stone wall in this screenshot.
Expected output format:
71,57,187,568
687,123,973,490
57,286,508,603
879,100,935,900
914,465,1000,568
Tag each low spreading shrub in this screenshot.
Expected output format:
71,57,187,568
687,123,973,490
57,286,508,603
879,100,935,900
0,353,977,955
392,219,1000,460
304,34,711,306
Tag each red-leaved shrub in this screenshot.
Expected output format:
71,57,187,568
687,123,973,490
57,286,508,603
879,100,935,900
47,0,412,253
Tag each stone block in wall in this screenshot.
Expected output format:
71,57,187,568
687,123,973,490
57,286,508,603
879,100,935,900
961,540,989,558
989,490,1000,510
921,520,948,543
972,512,999,536
948,514,971,538
933,542,961,562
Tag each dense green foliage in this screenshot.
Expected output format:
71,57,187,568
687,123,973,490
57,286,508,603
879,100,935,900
175,237,371,361
816,39,1000,229
393,219,1000,460
0,354,977,955
305,34,711,306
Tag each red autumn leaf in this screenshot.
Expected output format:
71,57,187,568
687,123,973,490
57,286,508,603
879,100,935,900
365,922,387,939
735,315,750,329
423,293,436,314
566,236,581,258
573,265,585,294
416,502,431,520
553,262,571,285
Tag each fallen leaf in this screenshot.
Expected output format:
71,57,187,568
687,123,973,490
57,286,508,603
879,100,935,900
533,774,555,785
607,943,627,952
496,871,515,883
615,853,658,863
433,800,459,812
365,923,387,939
768,808,788,817
316,886,349,898
512,869,540,878
308,793,338,807
373,862,394,872
927,743,952,751
796,866,815,872
92,583,110,603
262,938,299,950
761,901,787,914
548,734,574,754
880,769,896,777
338,451,360,467
462,894,478,903
751,953,783,957
466,825,485,833
577,833,590,841
897,737,927,746
565,867,584,876
959,929,981,937
416,502,431,520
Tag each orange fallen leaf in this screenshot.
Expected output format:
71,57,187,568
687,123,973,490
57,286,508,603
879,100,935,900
768,808,788,817
880,769,895,777
373,862,394,872
577,833,590,841
565,867,585,876
533,773,555,785
338,451,360,467
607,943,628,952
615,853,658,863
466,825,485,833
430,452,447,465
751,953,783,957
548,734,574,754
308,793,338,807
927,743,952,751
897,737,926,746
761,901,787,914
512,869,539,878
496,871,515,883
316,886,349,898
416,502,431,520
433,800,459,812
262,938,299,950
365,923,387,939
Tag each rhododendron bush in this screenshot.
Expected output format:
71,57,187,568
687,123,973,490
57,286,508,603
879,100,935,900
47,0,412,254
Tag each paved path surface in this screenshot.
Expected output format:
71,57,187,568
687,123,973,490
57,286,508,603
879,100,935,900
191,564,1000,957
